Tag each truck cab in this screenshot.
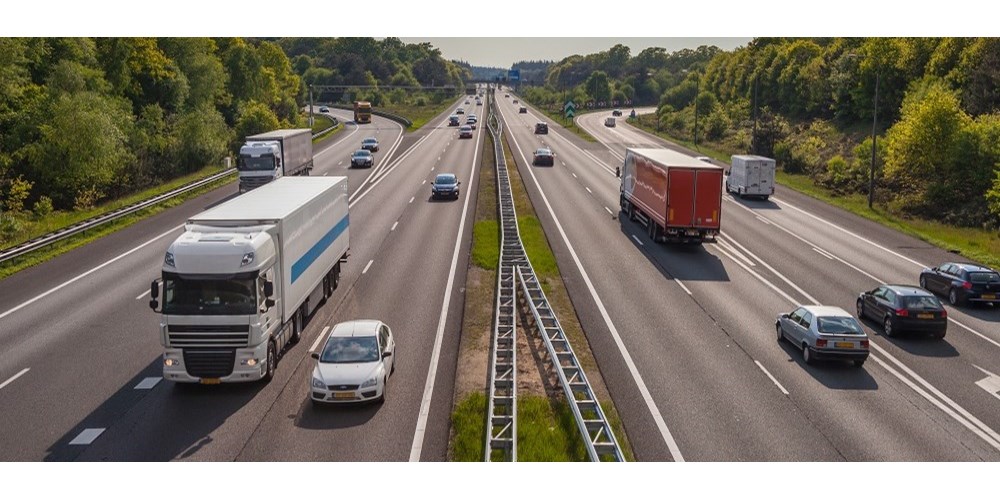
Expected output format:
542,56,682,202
238,141,283,192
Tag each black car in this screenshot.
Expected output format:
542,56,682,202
857,285,947,338
612,109,622,117
350,149,373,168
431,173,460,200
920,262,999,306
533,148,554,166
534,122,548,134
519,106,528,114
448,115,460,126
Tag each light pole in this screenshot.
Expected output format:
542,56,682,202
751,71,759,155
309,84,314,127
868,71,879,209
693,74,699,148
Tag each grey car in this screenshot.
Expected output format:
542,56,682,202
776,305,869,367
351,149,373,168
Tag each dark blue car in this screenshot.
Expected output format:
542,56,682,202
920,262,999,306
431,173,460,200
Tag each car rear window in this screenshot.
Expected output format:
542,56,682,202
816,316,865,335
903,296,942,309
969,272,1000,284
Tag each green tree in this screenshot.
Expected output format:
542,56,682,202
173,105,231,173
585,70,611,103
233,100,280,150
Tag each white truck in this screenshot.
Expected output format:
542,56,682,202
726,154,776,200
149,177,349,384
238,129,314,193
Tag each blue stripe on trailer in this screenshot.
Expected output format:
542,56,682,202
291,215,349,284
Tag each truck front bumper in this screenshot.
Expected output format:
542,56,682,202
162,343,268,384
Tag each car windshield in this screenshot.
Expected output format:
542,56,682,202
903,296,942,309
536,149,550,155
969,272,1000,284
354,150,371,157
816,316,865,335
435,175,456,184
363,138,377,144
163,274,257,315
320,336,380,364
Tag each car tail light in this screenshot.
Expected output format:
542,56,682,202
861,339,870,349
962,281,973,290
816,339,828,347
941,309,947,318
895,308,909,317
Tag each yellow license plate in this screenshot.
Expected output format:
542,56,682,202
835,342,854,349
917,313,934,319
982,294,996,300
200,378,221,385
333,391,354,400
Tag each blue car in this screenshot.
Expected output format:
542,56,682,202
431,173,460,200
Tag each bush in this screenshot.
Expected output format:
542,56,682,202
415,96,427,106
73,186,103,211
4,176,33,213
33,196,54,217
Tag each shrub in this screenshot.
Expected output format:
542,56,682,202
33,196,54,217
4,176,33,214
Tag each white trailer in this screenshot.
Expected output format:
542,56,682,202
726,154,776,200
149,176,349,384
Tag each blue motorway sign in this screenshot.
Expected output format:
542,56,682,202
508,69,520,82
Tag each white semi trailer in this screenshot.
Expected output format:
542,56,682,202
149,176,349,384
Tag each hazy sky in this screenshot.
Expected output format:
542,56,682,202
400,38,752,68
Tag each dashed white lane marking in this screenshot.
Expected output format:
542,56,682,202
310,326,330,353
754,360,789,395
391,221,399,231
362,260,374,274
422,180,426,185
136,289,151,300
0,368,30,391
572,172,578,178
604,206,614,215
409,196,415,204
69,428,105,445
585,187,593,194
631,234,644,246
134,377,162,390
675,279,692,295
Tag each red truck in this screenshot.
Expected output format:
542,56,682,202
619,148,723,244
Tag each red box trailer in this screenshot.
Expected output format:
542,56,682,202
619,148,723,243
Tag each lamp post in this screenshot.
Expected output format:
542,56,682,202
693,74,699,148
868,71,879,209
751,72,759,155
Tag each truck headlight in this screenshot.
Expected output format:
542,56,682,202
241,252,255,267
164,252,175,267
360,376,377,388
240,358,259,367
164,357,180,367
312,377,326,389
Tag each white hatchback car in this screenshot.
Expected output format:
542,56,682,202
310,320,395,405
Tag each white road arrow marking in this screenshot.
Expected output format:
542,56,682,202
973,365,1000,402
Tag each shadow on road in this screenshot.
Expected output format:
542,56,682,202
859,317,959,358
776,339,879,390
295,399,380,430
724,193,781,210
618,216,730,283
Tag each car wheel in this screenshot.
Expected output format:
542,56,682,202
262,341,276,383
776,324,784,343
948,288,962,306
934,331,946,340
919,275,927,290
856,299,865,319
628,204,637,221
802,344,814,365
377,376,387,404
854,359,866,368
883,316,895,338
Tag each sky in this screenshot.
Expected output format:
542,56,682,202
400,38,752,68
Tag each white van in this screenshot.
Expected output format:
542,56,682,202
727,155,776,200
605,117,616,127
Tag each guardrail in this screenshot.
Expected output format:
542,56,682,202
486,92,625,462
0,124,343,266
329,104,413,128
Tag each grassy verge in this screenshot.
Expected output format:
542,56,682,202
501,129,635,461
629,114,1000,270
0,172,236,280
309,114,343,142
381,100,460,131
537,109,596,142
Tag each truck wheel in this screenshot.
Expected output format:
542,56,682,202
262,341,276,383
333,262,341,290
628,204,637,221
290,310,302,345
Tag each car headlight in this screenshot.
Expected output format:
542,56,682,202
312,377,326,389
360,376,378,388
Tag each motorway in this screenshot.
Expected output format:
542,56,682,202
0,96,486,461
496,94,1000,460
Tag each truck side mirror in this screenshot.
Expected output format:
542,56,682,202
150,281,159,299
264,281,274,298
725,170,730,176
149,299,159,311
265,298,276,309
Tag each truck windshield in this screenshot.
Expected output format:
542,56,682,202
239,155,275,171
163,275,257,315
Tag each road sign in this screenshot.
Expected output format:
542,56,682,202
612,100,619,106
624,99,633,106
564,100,576,113
508,69,520,82
565,109,575,119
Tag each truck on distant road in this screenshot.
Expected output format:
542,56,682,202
726,154,776,200
619,148,723,244
237,129,313,192
354,101,372,124
149,177,350,384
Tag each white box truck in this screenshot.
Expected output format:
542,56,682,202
238,129,314,192
149,177,349,384
726,154,776,200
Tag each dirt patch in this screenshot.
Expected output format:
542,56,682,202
454,266,492,400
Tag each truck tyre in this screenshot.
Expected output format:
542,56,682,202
628,204,637,221
333,262,341,290
290,310,302,345
761,195,769,201
262,341,276,383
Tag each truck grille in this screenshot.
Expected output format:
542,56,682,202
183,349,236,378
240,176,272,190
168,325,249,347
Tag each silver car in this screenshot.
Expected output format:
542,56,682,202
776,305,869,367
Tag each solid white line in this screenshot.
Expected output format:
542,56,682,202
950,319,1000,350
585,186,593,194
714,244,802,305
675,279,693,296
134,377,162,390
391,221,399,232
350,134,433,207
754,360,789,395
497,101,685,462
409,196,415,204
812,247,835,260
68,428,105,445
631,234,644,246
410,109,484,462
362,260,374,274
756,216,771,225
135,289,151,301
604,206,614,216
310,326,330,353
0,368,29,391
0,225,184,322
720,232,820,305
717,239,756,268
